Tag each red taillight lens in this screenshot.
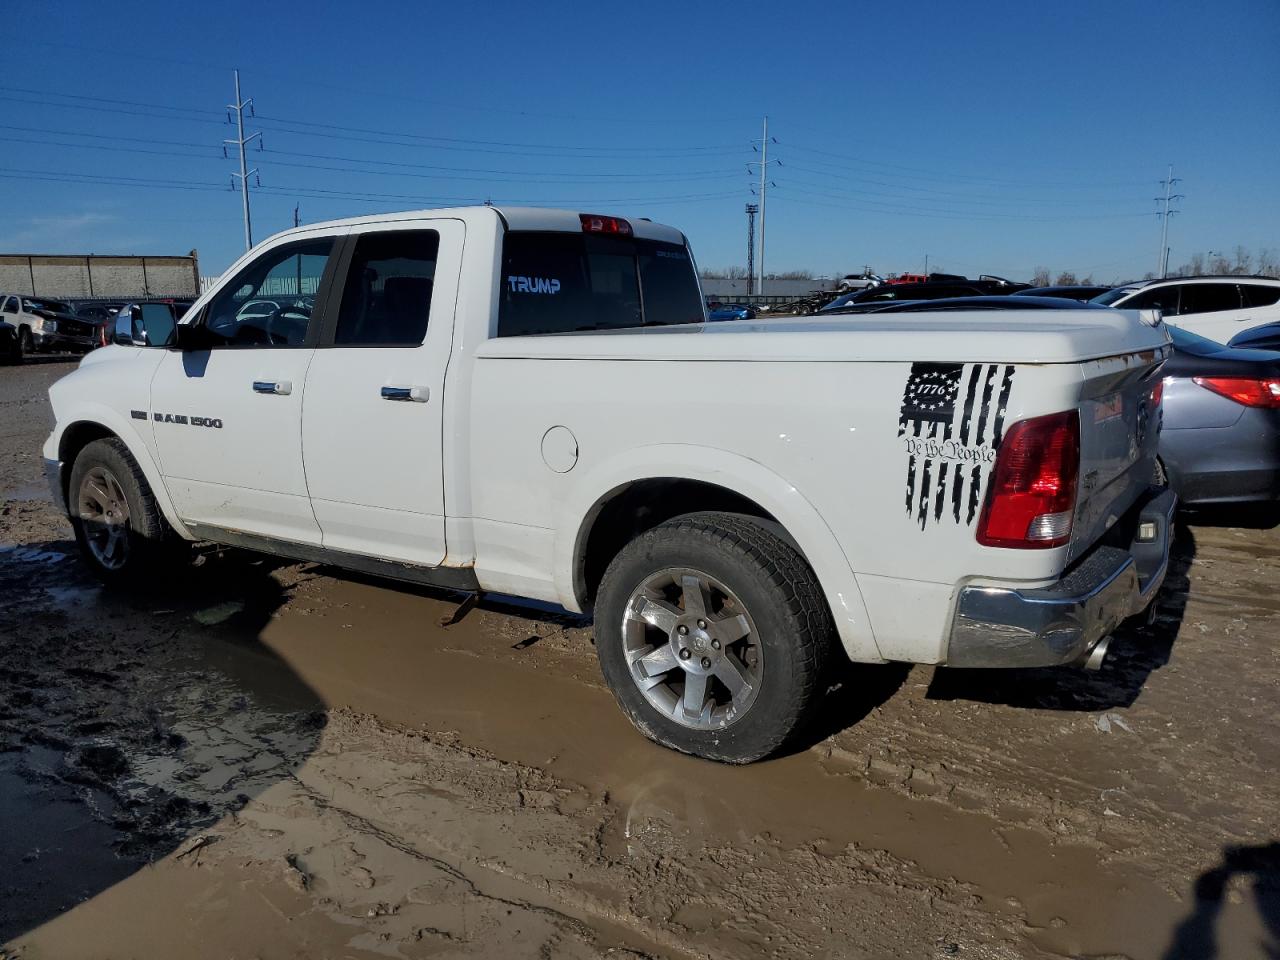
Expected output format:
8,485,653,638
1151,377,1165,407
579,213,632,236
977,410,1080,549
1192,376,1280,408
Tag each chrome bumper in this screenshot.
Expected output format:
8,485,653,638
44,457,65,513
946,487,1177,668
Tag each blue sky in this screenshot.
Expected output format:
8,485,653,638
5,0,1278,281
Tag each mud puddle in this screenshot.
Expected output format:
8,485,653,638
173,571,1269,959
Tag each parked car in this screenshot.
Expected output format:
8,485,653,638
837,273,883,292
1158,326,1280,506
707,303,755,322
1224,321,1280,353
1014,285,1112,301
0,294,99,358
821,282,986,310
1091,276,1280,343
887,273,929,285
44,205,1173,763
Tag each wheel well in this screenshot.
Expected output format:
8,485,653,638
57,421,118,501
576,478,779,610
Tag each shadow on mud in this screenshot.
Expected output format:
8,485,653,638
1163,841,1280,959
924,521,1198,713
0,540,325,946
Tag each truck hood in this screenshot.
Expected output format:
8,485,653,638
477,308,1170,365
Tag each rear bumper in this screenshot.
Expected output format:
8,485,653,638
946,487,1176,668
1161,414,1280,506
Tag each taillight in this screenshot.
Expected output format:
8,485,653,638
977,410,1080,549
580,213,632,236
1151,377,1164,407
1192,376,1280,408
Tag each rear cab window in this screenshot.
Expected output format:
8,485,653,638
497,231,703,337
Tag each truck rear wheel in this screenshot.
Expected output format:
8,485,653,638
594,512,833,763
69,438,178,585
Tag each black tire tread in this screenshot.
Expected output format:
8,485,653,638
69,437,176,582
596,510,834,762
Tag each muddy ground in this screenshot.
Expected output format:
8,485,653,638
1,357,1277,959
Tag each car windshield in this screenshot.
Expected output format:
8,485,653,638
1090,286,1140,306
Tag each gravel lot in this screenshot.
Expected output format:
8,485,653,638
2,357,1278,959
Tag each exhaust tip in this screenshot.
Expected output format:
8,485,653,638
1082,635,1111,671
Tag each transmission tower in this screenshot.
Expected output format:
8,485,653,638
224,70,262,251
1155,164,1184,278
745,203,758,296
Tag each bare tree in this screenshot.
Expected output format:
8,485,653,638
1055,271,1078,286
1032,266,1051,287
1257,248,1279,279
1232,246,1254,276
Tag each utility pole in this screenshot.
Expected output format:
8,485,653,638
1155,164,1183,279
747,117,780,297
745,203,758,296
924,253,929,277
224,70,262,251
293,204,301,228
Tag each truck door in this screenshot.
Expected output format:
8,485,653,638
300,220,463,566
149,232,343,545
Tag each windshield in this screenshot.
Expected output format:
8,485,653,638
1090,286,1140,306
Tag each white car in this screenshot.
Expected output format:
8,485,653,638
1092,276,1280,344
838,273,883,292
43,206,1174,762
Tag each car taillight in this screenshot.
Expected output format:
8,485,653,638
1192,376,1280,408
580,213,632,236
977,410,1080,549
1151,377,1164,407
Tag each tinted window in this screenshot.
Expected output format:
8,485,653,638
203,239,332,346
335,231,439,346
498,232,699,337
1178,283,1241,315
637,241,704,326
1127,287,1181,313
1,297,15,315
1240,284,1280,309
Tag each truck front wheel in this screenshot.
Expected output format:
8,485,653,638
69,438,177,585
594,512,833,763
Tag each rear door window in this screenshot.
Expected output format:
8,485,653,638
334,230,439,346
497,232,702,336
1240,284,1280,309
1178,283,1241,315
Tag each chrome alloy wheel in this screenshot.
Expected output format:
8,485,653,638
621,569,763,730
77,465,131,570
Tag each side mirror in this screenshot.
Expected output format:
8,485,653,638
113,307,147,347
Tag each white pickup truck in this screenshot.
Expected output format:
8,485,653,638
44,207,1175,762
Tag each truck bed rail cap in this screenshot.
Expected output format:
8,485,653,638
476,309,1171,365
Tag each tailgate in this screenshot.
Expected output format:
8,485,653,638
1068,346,1169,561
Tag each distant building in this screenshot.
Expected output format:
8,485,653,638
0,252,201,299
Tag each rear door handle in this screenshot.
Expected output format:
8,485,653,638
252,380,292,395
381,385,430,402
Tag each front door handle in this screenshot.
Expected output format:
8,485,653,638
252,380,292,395
381,385,430,402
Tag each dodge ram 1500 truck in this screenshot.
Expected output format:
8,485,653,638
43,207,1175,762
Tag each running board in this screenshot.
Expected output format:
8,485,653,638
183,522,481,593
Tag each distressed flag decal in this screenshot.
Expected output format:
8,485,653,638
898,362,1015,530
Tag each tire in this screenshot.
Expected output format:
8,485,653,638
68,437,179,585
17,327,32,363
594,511,834,763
